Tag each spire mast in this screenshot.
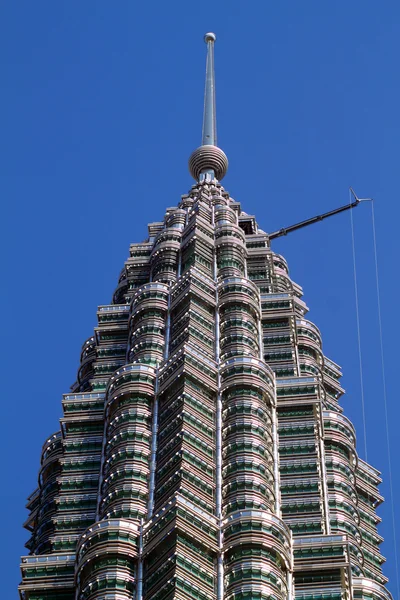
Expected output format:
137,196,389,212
189,33,228,182
202,32,217,146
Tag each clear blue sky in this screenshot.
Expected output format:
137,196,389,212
1,1,399,596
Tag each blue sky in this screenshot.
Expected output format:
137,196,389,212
1,1,399,596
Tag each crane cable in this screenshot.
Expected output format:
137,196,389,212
349,191,368,461
370,200,400,599
350,192,399,596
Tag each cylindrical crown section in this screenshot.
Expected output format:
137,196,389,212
99,365,156,523
75,519,138,600
128,283,168,366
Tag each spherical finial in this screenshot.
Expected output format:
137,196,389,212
204,32,216,43
188,145,228,181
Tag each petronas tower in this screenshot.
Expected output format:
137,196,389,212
19,34,393,600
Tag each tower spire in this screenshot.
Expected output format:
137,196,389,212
202,32,217,146
189,33,228,182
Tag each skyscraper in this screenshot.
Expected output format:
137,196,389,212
19,33,392,600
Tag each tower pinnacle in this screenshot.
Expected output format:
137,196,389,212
202,32,217,146
189,32,228,182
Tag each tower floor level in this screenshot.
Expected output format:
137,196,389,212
19,33,392,600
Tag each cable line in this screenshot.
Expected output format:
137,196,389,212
370,200,400,599
349,190,368,461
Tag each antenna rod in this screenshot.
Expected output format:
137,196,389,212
202,33,217,146
269,188,367,240
188,33,228,181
